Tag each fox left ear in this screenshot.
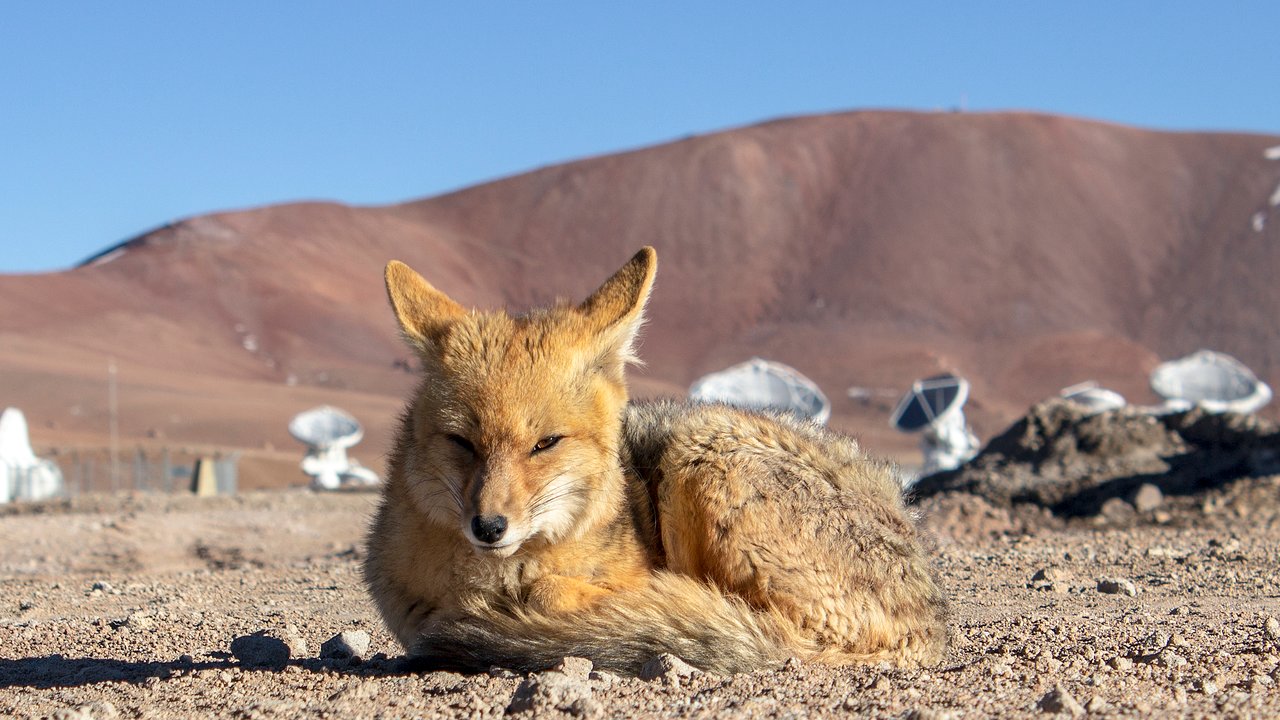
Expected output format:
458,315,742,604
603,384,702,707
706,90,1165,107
577,247,657,375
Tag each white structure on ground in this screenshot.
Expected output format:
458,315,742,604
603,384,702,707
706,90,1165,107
1059,381,1127,416
1150,349,1272,415
689,357,831,424
0,407,64,503
890,374,980,478
288,406,380,490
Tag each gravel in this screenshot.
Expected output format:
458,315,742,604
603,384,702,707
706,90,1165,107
1,485,1279,718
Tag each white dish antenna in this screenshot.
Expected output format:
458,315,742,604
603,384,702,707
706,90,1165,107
890,374,979,478
288,406,380,490
1059,381,1127,416
0,407,64,503
1150,349,1272,414
689,358,830,424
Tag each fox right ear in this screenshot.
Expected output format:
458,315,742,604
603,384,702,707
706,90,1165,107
384,260,466,351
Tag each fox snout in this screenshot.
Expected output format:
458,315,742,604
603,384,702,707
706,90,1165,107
470,514,508,544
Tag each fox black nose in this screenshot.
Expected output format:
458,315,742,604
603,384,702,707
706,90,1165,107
471,514,508,544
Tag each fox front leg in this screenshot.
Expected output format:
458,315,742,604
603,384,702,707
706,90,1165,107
526,574,613,614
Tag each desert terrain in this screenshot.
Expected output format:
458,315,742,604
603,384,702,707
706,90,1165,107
1,437,1278,718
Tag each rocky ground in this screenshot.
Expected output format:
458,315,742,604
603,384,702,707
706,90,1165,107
2,406,1280,718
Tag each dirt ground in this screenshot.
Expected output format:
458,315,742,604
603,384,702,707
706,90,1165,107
1,475,1278,719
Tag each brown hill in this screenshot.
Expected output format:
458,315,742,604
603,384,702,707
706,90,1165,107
3,110,1279,486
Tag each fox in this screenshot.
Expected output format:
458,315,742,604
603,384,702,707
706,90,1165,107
362,247,948,675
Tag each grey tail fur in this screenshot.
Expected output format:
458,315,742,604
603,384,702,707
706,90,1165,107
409,572,806,676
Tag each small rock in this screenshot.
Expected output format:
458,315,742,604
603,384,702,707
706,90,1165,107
1097,578,1138,597
328,679,380,702
1154,651,1187,667
50,701,119,720
1085,695,1108,713
284,624,309,657
904,709,954,720
1099,497,1136,521
507,671,596,716
638,653,697,682
88,581,116,596
1029,568,1061,591
230,631,291,669
125,612,154,630
320,630,371,662
587,669,620,687
1131,483,1164,513
554,656,594,680
1264,616,1280,641
1109,656,1134,671
1036,685,1084,716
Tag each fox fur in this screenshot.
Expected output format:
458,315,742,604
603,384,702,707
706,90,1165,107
363,247,948,675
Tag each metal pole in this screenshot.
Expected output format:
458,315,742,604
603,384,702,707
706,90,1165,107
108,359,119,492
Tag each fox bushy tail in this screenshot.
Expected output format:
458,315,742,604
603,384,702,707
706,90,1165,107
410,572,811,676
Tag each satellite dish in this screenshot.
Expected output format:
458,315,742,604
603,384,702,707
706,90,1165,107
0,407,64,503
1059,381,1127,416
689,358,830,424
890,374,979,478
288,406,380,490
1150,349,1272,414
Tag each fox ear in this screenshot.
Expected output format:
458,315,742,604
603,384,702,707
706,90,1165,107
577,247,657,373
385,260,466,351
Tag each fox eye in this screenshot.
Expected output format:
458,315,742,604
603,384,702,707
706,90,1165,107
532,436,562,454
445,434,475,455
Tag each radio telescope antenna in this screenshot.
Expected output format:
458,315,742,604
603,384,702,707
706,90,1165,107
1059,381,1127,416
0,407,64,503
890,373,979,478
1149,349,1272,414
689,357,830,424
288,406,380,490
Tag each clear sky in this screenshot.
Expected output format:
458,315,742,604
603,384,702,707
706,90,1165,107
3,3,1278,273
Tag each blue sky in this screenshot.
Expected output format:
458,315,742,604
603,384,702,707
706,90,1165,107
3,3,1278,273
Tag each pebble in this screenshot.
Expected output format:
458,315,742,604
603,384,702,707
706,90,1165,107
1099,497,1136,521
507,670,598,716
588,669,620,687
1029,568,1061,591
230,631,292,669
88,581,120,596
638,653,698,682
1036,684,1084,716
1109,656,1134,671
553,656,594,680
320,630,371,662
50,702,119,720
1097,578,1138,596
1265,616,1280,641
284,624,309,657
1132,483,1164,512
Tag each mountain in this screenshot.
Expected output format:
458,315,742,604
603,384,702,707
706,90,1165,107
3,110,1279,486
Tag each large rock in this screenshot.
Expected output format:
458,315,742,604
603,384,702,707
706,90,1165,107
914,400,1280,516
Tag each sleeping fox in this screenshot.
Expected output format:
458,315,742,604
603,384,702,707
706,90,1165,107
363,247,947,675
